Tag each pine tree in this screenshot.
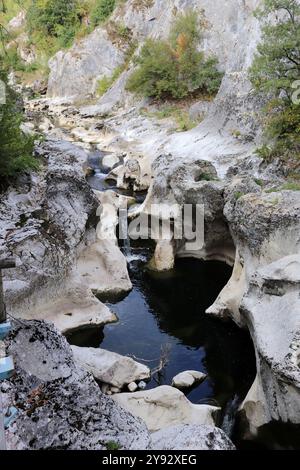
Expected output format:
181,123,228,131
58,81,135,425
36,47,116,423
249,0,300,161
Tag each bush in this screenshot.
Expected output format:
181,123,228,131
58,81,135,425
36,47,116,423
90,0,116,27
126,11,223,100
26,0,83,52
0,72,38,181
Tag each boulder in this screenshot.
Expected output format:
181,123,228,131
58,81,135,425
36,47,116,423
112,386,220,432
172,371,207,390
3,320,150,450
151,425,236,450
75,190,132,300
102,154,120,170
71,346,150,389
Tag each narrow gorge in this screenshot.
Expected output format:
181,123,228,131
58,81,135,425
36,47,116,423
0,0,299,453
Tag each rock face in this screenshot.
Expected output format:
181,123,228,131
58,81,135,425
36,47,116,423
151,425,236,450
113,386,220,432
71,346,151,389
209,189,300,433
240,254,300,433
2,320,150,450
0,139,98,316
47,28,124,100
75,190,132,300
31,279,117,334
144,156,235,267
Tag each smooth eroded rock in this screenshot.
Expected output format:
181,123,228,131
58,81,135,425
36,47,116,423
72,346,150,389
113,386,220,432
172,371,207,390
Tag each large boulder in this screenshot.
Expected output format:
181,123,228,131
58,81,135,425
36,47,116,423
2,320,150,450
72,346,151,389
143,155,235,268
112,386,220,432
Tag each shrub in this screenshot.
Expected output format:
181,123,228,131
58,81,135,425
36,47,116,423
126,11,223,100
90,0,116,27
0,72,38,181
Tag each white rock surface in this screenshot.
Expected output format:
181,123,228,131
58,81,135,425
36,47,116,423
72,346,151,389
172,371,207,390
113,386,220,432
128,382,138,393
151,425,236,450
102,154,120,170
48,28,124,100
28,281,117,334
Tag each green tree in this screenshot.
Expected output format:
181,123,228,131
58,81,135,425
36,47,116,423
249,0,300,160
27,0,82,50
90,0,116,27
127,11,223,100
0,71,37,182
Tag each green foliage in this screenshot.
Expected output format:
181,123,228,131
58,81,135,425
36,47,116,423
126,11,223,100
234,191,244,200
105,441,121,451
0,72,38,181
90,0,116,27
27,0,82,51
249,0,300,161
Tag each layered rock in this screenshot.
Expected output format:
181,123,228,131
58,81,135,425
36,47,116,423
0,139,98,315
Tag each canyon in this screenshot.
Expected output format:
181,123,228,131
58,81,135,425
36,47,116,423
0,0,299,451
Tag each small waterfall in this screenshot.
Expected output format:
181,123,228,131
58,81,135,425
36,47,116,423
221,395,240,438
119,208,131,258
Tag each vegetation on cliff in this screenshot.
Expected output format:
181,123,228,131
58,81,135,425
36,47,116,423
126,11,223,100
0,71,37,181
249,0,300,166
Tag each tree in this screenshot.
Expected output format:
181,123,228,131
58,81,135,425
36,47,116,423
0,71,37,182
249,0,300,160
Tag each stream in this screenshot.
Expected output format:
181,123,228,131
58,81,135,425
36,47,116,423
67,147,257,436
